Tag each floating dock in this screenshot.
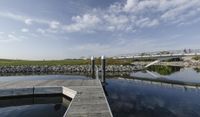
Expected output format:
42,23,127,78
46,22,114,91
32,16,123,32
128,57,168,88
0,79,113,117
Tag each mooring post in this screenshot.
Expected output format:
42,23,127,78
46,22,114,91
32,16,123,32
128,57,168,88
101,55,106,83
91,56,95,78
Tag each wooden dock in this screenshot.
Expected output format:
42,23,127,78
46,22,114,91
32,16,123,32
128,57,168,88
0,79,113,117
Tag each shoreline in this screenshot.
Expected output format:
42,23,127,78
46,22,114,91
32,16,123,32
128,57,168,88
0,61,199,74
0,65,142,74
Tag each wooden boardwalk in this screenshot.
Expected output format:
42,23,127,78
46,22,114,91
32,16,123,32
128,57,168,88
0,79,113,117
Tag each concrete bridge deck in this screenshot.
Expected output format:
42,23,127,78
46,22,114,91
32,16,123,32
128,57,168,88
0,79,113,117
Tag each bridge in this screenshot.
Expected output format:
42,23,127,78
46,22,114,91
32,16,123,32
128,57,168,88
144,56,181,68
117,49,200,59
116,50,200,68
131,53,200,68
133,53,200,59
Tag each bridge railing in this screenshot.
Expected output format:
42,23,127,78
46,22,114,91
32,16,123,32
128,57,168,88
133,53,200,59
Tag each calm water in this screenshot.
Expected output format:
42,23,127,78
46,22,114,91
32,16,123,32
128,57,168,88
0,95,70,117
105,66,200,117
131,66,200,83
105,78,200,117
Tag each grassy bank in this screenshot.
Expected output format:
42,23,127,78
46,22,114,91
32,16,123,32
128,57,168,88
0,58,133,66
193,56,200,61
0,59,89,66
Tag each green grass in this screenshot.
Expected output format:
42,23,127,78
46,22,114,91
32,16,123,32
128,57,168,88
96,58,133,65
0,58,133,66
192,56,200,61
0,59,90,66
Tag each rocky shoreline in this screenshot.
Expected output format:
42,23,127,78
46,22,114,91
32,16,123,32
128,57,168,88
0,65,142,74
0,61,199,74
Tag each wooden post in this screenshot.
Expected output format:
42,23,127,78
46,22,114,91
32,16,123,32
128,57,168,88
101,56,106,83
91,56,95,78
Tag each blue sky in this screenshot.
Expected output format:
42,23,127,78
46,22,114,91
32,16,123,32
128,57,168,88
0,0,200,60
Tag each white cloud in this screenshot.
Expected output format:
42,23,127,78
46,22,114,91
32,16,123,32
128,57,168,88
161,0,200,22
8,34,18,41
61,0,198,33
109,3,123,13
21,28,29,33
64,14,101,32
0,33,23,42
0,12,26,22
36,28,46,34
124,0,159,13
136,18,159,28
123,0,200,24
50,21,60,29
104,14,129,25
0,12,61,30
63,0,200,32
25,19,32,25
124,0,138,12
0,0,200,34
103,14,131,31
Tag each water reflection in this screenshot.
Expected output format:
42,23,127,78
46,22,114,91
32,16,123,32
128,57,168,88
0,95,70,117
131,66,200,83
194,68,200,73
105,78,200,117
147,65,181,75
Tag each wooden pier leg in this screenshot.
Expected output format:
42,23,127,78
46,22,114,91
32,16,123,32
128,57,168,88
101,56,106,83
91,56,95,78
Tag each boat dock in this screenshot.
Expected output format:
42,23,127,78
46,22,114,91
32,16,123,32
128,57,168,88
0,79,113,117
